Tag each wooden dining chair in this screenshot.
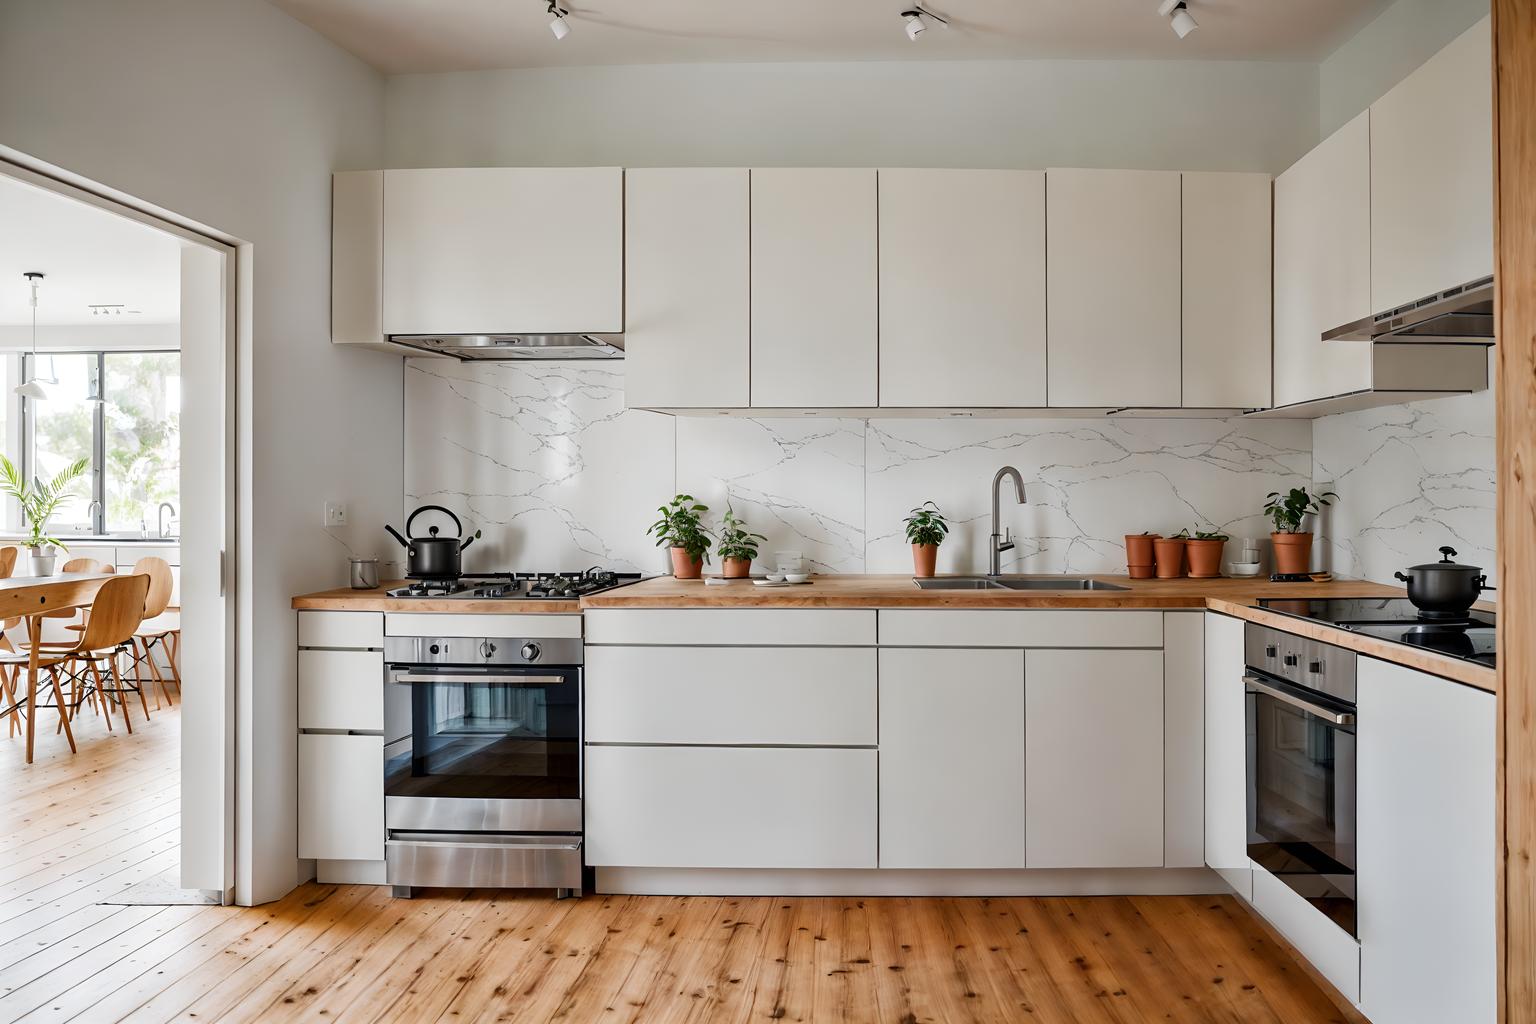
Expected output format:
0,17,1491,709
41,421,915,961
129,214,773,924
0,546,18,580
0,574,149,750
124,557,178,708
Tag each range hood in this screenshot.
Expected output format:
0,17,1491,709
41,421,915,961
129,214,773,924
388,333,624,360
1323,275,1495,344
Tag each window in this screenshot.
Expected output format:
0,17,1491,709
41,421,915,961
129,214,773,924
23,351,180,537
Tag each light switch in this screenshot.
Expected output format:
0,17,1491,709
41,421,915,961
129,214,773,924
324,501,348,528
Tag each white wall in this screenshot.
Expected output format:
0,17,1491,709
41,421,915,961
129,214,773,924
0,0,400,905
386,58,1319,173
1318,0,1489,136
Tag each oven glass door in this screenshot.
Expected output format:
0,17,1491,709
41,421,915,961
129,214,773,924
385,665,581,802
1246,674,1358,937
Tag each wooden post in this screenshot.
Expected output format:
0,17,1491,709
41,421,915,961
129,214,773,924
1495,2,1536,1020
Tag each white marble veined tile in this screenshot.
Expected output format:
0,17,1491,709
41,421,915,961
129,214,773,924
675,417,865,573
864,417,1312,575
404,360,674,573
1313,380,1496,586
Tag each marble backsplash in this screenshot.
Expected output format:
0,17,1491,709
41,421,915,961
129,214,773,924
405,360,1316,576
1313,358,1498,586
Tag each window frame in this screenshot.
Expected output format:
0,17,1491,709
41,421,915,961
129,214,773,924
21,349,178,538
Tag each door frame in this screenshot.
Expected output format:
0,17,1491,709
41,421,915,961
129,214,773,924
0,145,241,903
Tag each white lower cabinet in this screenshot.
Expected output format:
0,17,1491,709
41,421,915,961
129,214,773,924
298,734,384,862
1203,612,1251,898
585,746,877,869
1251,863,1361,1004
1024,649,1165,867
878,648,1025,869
1357,658,1496,1024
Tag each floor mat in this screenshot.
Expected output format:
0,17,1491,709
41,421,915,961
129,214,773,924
101,869,222,906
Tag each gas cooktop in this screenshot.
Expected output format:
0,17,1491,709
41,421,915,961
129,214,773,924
386,570,642,601
1256,597,1496,669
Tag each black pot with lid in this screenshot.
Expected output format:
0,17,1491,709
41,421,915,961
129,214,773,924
1394,546,1491,616
385,504,481,579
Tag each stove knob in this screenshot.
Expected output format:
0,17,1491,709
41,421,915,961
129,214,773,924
480,641,497,659
429,643,440,656
1283,653,1299,668
1308,660,1323,675
521,642,542,663
1264,644,1278,659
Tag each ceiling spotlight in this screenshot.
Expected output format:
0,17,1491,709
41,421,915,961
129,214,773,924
900,6,947,42
1157,0,1198,39
547,0,570,39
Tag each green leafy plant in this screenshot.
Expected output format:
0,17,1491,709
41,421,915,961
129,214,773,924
648,494,712,563
903,501,950,547
1167,528,1191,540
0,454,89,553
716,505,767,563
1264,487,1338,534
1191,528,1229,541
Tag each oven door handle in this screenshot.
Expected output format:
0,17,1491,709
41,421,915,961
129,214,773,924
391,672,568,686
1243,675,1356,726
386,838,581,852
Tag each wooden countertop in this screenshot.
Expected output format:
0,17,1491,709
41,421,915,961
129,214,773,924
291,583,579,614
580,573,1497,694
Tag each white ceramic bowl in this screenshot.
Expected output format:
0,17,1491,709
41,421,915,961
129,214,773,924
1227,561,1263,577
764,573,786,582
784,572,810,584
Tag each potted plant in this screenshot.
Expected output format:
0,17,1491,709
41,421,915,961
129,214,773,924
903,501,949,578
648,494,712,580
1124,532,1159,579
1185,528,1229,579
1153,529,1189,579
715,505,767,579
1264,487,1338,575
0,455,87,577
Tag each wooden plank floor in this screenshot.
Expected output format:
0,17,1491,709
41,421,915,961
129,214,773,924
0,701,1368,1023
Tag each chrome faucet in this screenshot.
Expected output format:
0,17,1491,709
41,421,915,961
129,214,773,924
86,500,102,534
989,466,1027,577
158,502,177,539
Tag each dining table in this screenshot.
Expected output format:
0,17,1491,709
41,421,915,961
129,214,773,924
0,573,117,763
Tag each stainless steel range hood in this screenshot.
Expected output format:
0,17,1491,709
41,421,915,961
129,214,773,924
389,333,624,360
1323,275,1495,344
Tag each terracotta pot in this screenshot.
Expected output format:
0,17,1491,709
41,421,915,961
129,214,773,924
670,547,705,580
722,556,752,579
1185,538,1226,578
1271,532,1313,576
911,543,939,578
1125,534,1159,579
1152,537,1187,579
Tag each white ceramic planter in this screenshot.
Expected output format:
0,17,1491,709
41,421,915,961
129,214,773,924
28,553,56,577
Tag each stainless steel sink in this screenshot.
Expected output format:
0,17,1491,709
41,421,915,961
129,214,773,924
913,576,1130,592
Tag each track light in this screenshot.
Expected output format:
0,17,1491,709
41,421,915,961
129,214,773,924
900,6,947,42
547,0,570,40
1157,0,1198,39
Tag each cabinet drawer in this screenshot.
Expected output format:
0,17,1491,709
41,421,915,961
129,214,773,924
585,609,875,647
1251,864,1360,1004
585,746,877,868
298,735,384,862
586,647,876,745
879,610,1162,648
298,611,384,649
384,613,581,639
299,650,384,731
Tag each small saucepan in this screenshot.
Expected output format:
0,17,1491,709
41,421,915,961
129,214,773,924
385,504,481,579
1394,546,1491,616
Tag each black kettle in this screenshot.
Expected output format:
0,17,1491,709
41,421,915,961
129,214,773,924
386,505,480,579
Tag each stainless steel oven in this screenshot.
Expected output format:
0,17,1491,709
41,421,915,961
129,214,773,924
1245,624,1358,937
383,634,584,897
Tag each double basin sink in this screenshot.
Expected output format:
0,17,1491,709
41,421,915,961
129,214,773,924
913,575,1129,592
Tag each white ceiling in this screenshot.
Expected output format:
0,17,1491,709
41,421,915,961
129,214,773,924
270,0,1394,74
0,174,180,328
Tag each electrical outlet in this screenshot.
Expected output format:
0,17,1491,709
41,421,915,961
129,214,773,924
324,501,348,528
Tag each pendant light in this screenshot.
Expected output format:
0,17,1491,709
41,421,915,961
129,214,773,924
15,273,48,401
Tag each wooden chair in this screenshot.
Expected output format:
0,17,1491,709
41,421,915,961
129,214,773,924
0,574,150,750
0,546,18,580
124,557,178,708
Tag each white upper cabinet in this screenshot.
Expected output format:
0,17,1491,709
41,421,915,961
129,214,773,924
1357,659,1496,1024
1182,172,1273,409
1370,17,1494,312
750,169,878,408
1046,169,1182,408
381,167,623,336
878,170,1047,408
332,171,384,346
624,169,750,409
1273,112,1374,408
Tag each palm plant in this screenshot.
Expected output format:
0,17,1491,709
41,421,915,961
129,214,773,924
0,454,89,553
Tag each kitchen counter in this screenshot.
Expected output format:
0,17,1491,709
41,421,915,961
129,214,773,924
291,582,580,614
580,573,1497,693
